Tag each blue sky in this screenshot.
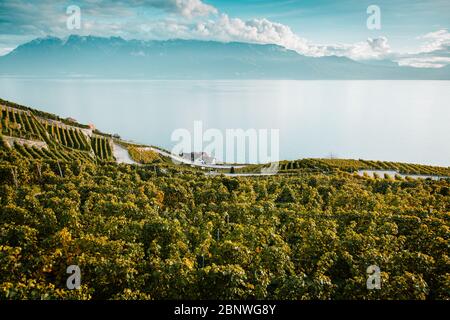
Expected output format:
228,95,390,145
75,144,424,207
209,0,450,50
0,0,449,67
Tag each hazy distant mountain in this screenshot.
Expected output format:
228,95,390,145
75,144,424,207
0,35,448,79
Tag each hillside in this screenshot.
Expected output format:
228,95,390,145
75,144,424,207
1,98,449,300
239,158,450,178
0,98,118,162
1,36,449,79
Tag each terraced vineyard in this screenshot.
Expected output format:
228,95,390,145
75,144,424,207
0,100,114,163
1,106,43,141
239,158,450,177
90,135,114,161
316,158,450,176
44,122,91,151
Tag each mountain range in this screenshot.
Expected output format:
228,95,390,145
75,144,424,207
0,35,449,79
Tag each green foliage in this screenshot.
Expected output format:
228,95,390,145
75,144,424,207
276,185,296,203
128,147,160,164
241,158,450,177
0,153,448,300
0,100,449,300
0,98,90,130
0,103,110,163
91,136,113,161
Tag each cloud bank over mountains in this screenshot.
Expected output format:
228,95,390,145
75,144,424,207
0,0,449,68
398,29,450,68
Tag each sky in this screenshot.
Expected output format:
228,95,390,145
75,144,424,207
0,0,449,67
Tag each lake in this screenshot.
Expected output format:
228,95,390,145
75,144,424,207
0,78,449,166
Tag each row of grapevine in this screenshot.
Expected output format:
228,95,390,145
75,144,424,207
280,159,450,177
91,135,113,161
11,142,93,162
0,98,92,130
1,104,112,163
44,123,90,151
0,107,100,163
0,106,42,141
240,158,449,177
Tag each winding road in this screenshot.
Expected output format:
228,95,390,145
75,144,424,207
112,141,282,177
140,146,247,170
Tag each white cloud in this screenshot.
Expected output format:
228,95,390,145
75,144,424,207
69,0,217,19
395,29,450,68
322,37,392,61
397,57,450,68
173,0,218,18
418,29,450,53
185,14,392,61
192,14,322,56
0,47,14,56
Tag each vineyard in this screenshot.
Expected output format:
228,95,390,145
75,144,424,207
127,146,161,164
239,158,450,177
0,151,449,300
0,100,114,163
90,135,114,161
0,98,449,300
